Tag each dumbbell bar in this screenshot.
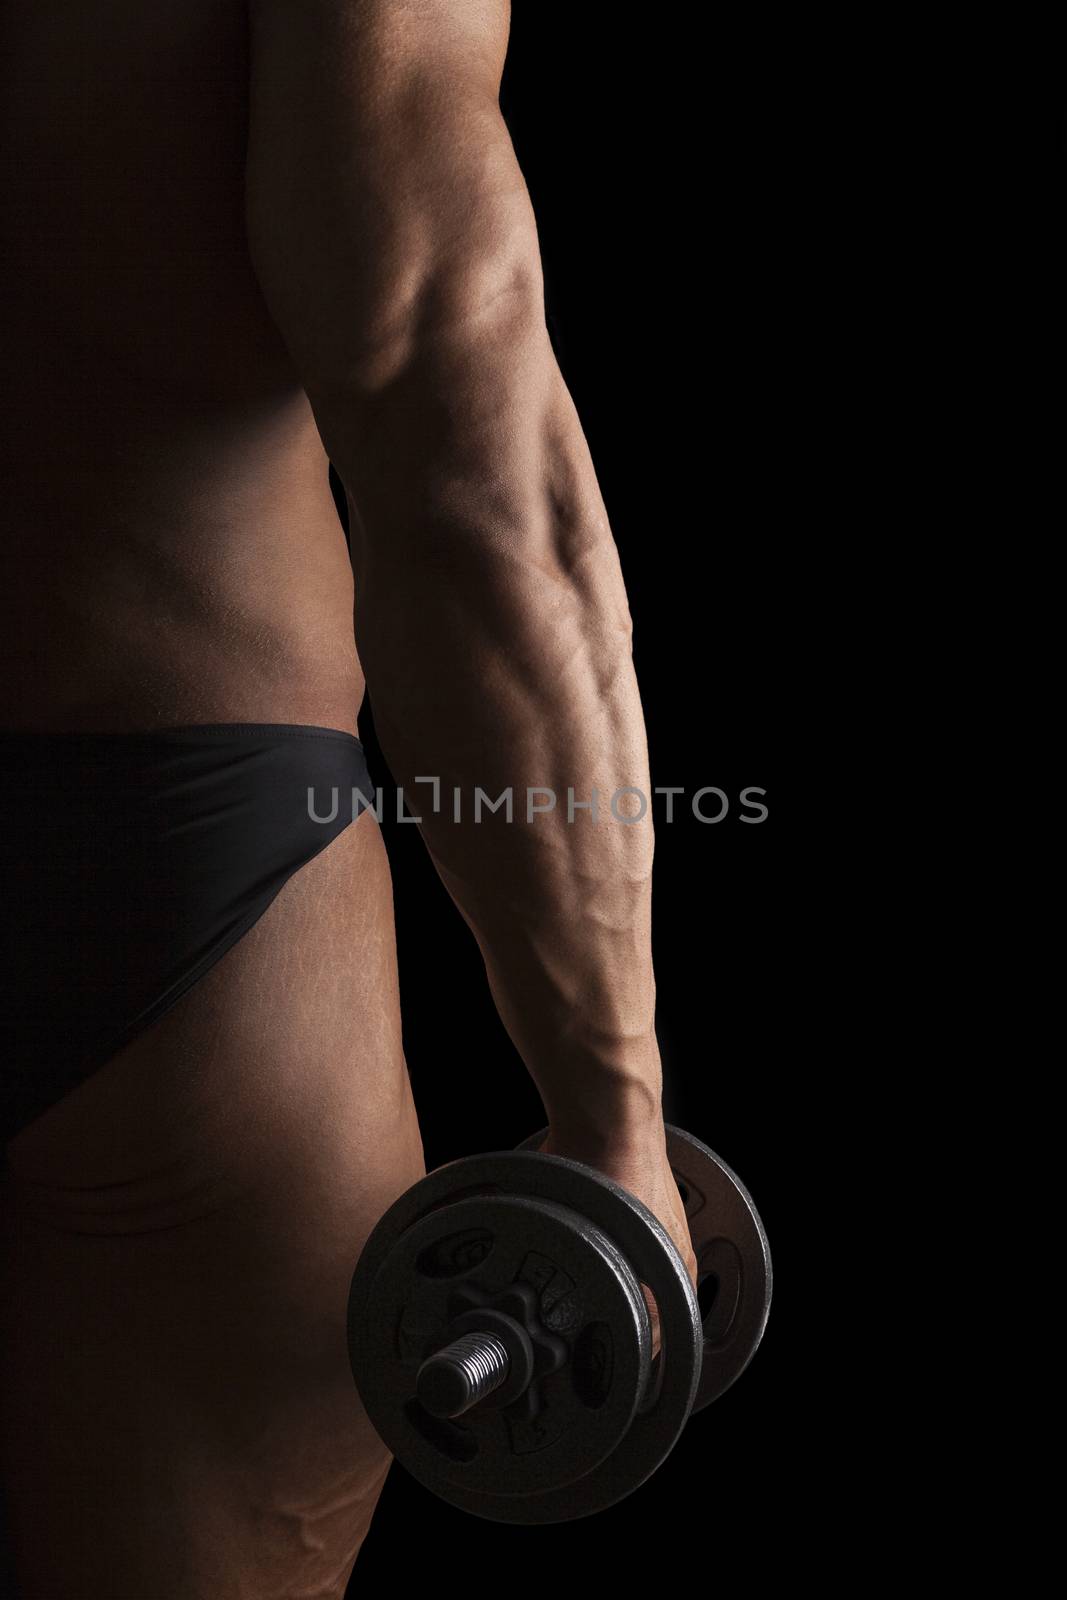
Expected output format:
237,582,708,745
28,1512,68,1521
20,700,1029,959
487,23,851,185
347,1125,771,1524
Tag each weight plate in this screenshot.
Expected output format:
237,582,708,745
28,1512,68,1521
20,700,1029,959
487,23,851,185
348,1149,702,1523
355,1194,651,1499
516,1125,773,1411
663,1126,772,1410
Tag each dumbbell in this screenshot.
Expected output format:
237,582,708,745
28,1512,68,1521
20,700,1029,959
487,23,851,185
346,1125,771,1524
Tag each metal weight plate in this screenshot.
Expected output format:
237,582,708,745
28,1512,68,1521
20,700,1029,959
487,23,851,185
356,1195,652,1499
348,1150,702,1523
664,1126,772,1409
516,1125,773,1411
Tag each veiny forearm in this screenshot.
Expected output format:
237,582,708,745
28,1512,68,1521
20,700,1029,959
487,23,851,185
313,316,663,1144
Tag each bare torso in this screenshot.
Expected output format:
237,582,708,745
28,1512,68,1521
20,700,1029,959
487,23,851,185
0,0,364,735
0,8,423,1593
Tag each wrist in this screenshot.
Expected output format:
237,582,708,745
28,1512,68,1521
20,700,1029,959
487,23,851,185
543,1063,664,1154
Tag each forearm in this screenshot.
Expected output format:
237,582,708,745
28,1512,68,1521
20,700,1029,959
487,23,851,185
314,315,662,1145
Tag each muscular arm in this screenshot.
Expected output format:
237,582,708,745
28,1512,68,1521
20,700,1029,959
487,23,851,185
245,0,662,1150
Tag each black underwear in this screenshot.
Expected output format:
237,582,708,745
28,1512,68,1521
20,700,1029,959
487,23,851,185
0,723,377,1148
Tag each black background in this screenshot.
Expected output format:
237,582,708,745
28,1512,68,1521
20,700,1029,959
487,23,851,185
346,7,827,1588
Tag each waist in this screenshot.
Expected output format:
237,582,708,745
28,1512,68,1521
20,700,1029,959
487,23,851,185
0,722,367,749
0,600,365,735
0,683,367,738
1,480,363,731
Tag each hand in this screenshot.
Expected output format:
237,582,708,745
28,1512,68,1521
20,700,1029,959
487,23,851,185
534,1126,699,1361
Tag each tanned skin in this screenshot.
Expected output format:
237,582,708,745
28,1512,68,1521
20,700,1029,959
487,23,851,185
0,3,698,1595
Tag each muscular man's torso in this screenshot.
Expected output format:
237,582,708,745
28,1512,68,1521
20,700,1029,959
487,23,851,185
0,0,364,734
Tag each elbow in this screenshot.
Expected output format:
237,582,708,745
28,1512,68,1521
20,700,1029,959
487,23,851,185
309,205,549,408
307,230,559,524
407,238,547,376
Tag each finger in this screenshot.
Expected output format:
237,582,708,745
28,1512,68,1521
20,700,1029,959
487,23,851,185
639,1282,662,1361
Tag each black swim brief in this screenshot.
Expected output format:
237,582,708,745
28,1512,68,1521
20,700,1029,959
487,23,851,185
0,722,377,1148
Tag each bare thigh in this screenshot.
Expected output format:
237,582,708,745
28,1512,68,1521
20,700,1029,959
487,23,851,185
0,809,426,1600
